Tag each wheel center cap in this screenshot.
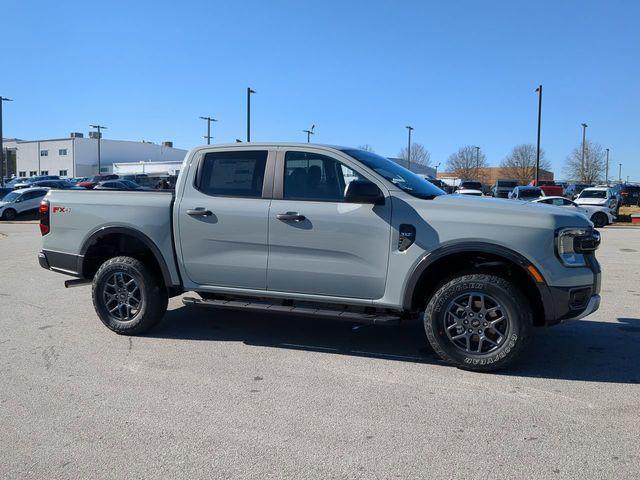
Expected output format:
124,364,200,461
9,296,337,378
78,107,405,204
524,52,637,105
470,319,481,328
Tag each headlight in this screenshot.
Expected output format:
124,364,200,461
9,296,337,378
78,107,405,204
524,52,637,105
555,227,600,267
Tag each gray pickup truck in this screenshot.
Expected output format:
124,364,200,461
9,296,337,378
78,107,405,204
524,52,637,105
38,143,601,371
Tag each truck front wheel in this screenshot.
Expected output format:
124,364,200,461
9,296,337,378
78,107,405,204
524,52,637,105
424,273,532,372
92,256,168,335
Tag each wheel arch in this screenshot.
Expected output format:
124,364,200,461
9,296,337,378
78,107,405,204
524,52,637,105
403,242,550,326
79,226,175,291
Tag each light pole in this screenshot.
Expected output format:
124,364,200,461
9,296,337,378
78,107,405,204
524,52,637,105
618,163,622,183
89,124,107,175
199,116,218,145
435,162,441,177
303,124,315,143
605,148,609,185
247,87,256,142
405,126,413,171
535,85,543,184
580,123,588,182
0,96,13,187
474,146,480,180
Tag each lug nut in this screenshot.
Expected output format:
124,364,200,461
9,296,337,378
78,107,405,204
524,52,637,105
478,329,483,335
468,329,473,333
463,320,468,325
483,322,488,327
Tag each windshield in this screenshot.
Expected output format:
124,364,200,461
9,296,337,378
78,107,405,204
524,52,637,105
2,192,21,202
579,190,607,199
520,188,542,198
340,149,445,199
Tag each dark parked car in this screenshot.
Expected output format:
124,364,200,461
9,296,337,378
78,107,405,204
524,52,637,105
491,179,518,198
13,175,61,190
565,183,592,200
458,180,483,191
77,174,119,189
508,186,544,201
618,184,640,206
0,187,13,200
29,179,75,189
94,180,148,190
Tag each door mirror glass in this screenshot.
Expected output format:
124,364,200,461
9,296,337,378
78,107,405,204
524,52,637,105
344,180,384,205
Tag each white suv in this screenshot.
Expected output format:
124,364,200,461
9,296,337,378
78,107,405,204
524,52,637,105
0,187,50,221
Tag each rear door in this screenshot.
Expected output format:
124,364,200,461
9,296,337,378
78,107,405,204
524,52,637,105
177,148,275,289
267,148,391,299
17,190,47,213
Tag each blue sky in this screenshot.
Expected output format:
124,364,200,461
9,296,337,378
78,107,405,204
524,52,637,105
3,0,639,180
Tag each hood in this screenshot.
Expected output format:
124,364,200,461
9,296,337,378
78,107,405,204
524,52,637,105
424,194,591,229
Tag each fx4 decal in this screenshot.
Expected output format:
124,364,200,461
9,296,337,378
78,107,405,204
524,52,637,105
52,206,71,214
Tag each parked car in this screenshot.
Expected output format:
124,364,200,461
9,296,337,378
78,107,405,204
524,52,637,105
491,179,518,198
618,184,640,206
508,186,544,201
29,179,75,189
13,175,61,190
416,174,448,192
0,187,50,220
564,183,592,200
39,143,602,372
533,196,615,228
94,180,149,190
575,187,618,212
458,180,483,192
529,180,564,197
77,174,119,189
456,188,483,196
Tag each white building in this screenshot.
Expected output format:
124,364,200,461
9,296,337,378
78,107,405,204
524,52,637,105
5,133,187,178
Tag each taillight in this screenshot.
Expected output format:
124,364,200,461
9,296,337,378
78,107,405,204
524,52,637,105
39,200,50,236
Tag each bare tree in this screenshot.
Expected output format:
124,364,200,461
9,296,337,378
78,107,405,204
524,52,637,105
398,143,431,167
446,145,488,181
357,144,375,152
500,144,551,185
564,140,605,183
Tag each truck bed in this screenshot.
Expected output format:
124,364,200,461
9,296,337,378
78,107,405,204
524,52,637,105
41,189,180,284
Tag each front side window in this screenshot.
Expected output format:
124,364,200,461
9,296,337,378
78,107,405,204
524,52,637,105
40,150,48,157
340,148,445,200
196,150,267,198
283,151,367,202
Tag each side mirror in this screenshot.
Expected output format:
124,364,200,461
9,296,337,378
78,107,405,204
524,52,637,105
344,180,384,205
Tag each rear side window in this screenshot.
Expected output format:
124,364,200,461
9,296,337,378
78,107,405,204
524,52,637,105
196,150,267,198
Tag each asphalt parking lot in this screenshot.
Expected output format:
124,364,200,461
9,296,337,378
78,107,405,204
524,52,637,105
1,222,639,479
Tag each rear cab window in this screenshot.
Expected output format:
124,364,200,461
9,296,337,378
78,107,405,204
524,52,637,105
196,150,268,198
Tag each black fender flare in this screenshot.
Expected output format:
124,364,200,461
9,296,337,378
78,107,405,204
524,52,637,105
79,226,175,288
401,241,551,313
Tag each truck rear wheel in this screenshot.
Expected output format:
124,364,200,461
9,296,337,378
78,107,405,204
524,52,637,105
424,273,532,372
92,256,168,335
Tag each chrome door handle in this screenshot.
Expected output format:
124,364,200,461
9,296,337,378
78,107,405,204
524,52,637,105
187,208,213,217
276,212,306,222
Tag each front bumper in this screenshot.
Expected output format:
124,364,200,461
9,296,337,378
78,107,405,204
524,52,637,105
541,255,601,325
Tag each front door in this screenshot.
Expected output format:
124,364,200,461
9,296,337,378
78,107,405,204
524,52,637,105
177,149,274,289
267,149,391,299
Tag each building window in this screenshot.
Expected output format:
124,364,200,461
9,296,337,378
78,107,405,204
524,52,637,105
59,149,68,156
40,150,49,157
19,171,26,177
59,170,68,177
40,170,49,175
99,167,110,173
30,170,37,177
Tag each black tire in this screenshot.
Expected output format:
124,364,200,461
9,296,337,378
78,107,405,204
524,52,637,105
424,273,532,372
92,256,168,335
1,208,17,221
591,212,608,228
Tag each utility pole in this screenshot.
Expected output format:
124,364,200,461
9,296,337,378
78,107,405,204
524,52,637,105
474,146,481,180
405,126,413,171
247,87,256,142
89,124,107,175
435,162,441,177
199,116,217,145
605,148,609,185
302,124,315,143
618,163,622,183
0,96,13,187
535,85,543,184
580,123,588,182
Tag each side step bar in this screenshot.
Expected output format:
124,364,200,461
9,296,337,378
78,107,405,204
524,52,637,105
182,297,401,325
